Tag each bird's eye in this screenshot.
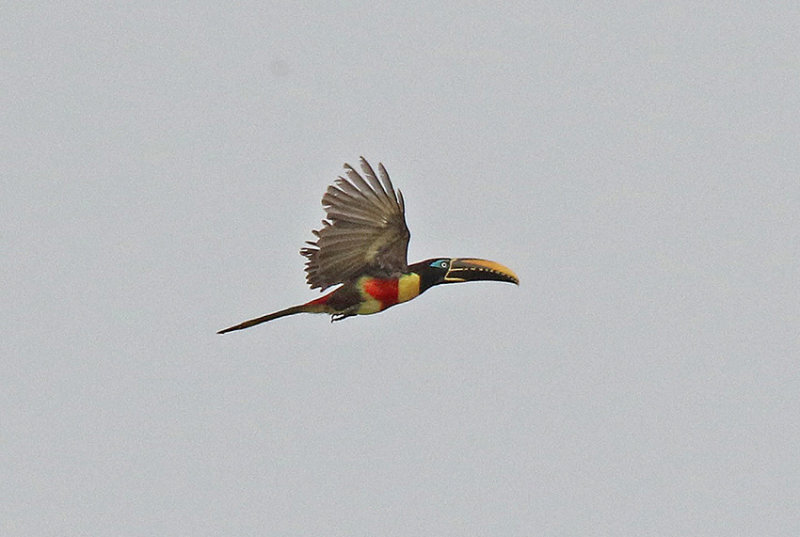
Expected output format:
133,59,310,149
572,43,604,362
440,261,448,268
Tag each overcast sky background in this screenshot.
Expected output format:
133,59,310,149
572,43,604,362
4,3,799,536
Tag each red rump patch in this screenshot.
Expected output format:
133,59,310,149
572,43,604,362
363,278,399,308
308,292,332,305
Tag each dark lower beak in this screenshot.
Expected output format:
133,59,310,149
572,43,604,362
444,258,519,284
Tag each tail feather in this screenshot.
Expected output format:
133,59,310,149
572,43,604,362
217,304,310,334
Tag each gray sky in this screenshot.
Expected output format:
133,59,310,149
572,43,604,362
4,3,799,536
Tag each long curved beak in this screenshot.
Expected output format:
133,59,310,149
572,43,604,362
444,258,519,284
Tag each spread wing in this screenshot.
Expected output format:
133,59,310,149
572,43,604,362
300,157,410,290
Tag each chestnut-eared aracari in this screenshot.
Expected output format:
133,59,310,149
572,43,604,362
218,158,518,334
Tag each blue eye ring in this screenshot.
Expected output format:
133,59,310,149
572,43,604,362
431,260,449,268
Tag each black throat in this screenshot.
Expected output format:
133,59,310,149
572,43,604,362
409,261,448,294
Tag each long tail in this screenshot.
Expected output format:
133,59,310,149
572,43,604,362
217,304,313,334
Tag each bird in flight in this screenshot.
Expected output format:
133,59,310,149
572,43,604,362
218,158,518,334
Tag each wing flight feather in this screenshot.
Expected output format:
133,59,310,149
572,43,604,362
300,157,410,290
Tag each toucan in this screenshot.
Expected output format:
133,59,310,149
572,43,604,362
218,158,518,334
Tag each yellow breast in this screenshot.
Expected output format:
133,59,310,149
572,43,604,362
397,273,421,303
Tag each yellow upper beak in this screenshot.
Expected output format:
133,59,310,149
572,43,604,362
444,258,519,284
